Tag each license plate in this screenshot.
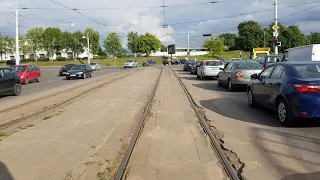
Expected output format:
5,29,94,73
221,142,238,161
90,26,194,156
63,72,67,74
70,74,76,77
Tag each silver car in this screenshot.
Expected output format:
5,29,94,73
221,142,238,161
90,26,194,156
124,60,138,68
197,60,224,80
217,60,264,91
89,62,101,71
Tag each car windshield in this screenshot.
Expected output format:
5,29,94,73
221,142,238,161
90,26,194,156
196,61,203,65
186,61,195,64
65,64,75,68
14,66,27,72
126,60,133,63
205,61,222,66
267,56,282,63
294,64,320,78
235,62,263,69
71,65,86,70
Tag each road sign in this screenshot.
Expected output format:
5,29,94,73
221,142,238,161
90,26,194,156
272,25,279,31
273,30,278,37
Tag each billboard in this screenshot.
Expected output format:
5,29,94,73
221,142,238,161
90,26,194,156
168,44,176,54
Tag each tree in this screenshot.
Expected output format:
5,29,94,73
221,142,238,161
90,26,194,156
19,35,32,58
202,37,225,57
280,25,306,52
307,32,320,44
25,27,44,60
103,32,122,55
218,33,238,50
127,31,140,53
71,31,85,59
0,35,14,60
237,21,264,51
138,33,161,56
42,27,63,59
84,28,100,55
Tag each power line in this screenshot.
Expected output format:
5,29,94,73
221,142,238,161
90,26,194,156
21,0,247,11
167,1,320,26
279,3,320,20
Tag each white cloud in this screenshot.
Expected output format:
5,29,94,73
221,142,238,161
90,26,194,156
0,0,319,48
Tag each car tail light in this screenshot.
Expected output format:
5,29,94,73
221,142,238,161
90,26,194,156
236,71,243,78
294,84,320,93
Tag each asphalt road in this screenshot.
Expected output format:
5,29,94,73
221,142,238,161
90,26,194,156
0,66,132,100
174,67,320,180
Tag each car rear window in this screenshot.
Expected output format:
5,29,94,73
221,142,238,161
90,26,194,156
235,62,263,70
14,66,27,72
205,61,221,66
186,61,195,64
294,64,320,78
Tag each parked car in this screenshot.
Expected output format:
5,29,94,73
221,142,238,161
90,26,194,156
13,64,41,84
183,60,195,71
142,60,156,66
217,60,263,91
255,55,283,69
0,67,22,96
59,64,76,76
247,62,320,126
180,59,187,64
89,62,102,71
191,61,203,75
6,60,16,67
66,64,93,80
124,60,138,68
197,60,224,80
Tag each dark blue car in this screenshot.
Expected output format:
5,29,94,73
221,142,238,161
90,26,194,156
247,62,320,126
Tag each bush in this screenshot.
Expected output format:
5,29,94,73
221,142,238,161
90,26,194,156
56,57,68,61
20,59,35,63
93,55,108,59
37,58,50,62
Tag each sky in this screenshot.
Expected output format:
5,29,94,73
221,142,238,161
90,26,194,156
0,0,320,49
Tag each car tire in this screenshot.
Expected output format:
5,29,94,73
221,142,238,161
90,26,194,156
217,76,222,87
12,83,22,96
37,75,41,82
66,77,70,80
25,77,29,84
247,89,257,108
197,73,200,79
90,72,93,78
82,73,86,79
277,99,296,127
200,73,204,80
228,79,235,92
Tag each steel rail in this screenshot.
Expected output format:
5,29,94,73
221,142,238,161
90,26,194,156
115,68,163,180
171,68,241,180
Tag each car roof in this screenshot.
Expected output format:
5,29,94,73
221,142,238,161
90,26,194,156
14,64,31,66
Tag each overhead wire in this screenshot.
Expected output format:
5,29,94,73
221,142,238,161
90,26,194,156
278,3,320,20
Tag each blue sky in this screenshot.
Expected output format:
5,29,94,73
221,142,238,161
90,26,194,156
1,0,320,48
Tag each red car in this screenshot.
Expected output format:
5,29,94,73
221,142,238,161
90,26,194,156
13,64,41,84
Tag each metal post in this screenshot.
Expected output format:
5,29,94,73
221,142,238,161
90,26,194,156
187,29,190,57
87,32,90,64
274,0,278,55
264,31,266,47
15,5,20,65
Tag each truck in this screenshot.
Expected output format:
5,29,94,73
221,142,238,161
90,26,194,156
251,48,270,60
162,56,179,65
285,44,320,62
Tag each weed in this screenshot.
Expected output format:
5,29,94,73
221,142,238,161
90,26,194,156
26,124,35,128
43,115,54,120
0,132,7,137
62,171,73,180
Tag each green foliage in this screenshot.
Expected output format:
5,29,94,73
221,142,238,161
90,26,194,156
127,32,140,53
219,33,238,50
25,27,44,56
138,33,161,56
84,28,100,55
42,27,63,58
56,57,68,61
237,21,264,51
308,32,320,44
203,37,225,57
103,32,122,55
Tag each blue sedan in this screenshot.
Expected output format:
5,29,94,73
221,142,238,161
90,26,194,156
247,62,320,126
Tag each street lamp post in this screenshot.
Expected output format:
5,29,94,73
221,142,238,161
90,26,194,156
83,33,90,64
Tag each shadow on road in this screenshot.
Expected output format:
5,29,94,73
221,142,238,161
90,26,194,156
250,127,320,180
0,161,13,180
193,82,246,92
281,172,320,180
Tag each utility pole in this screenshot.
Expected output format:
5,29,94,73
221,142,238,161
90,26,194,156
15,5,20,65
264,31,266,47
274,0,278,55
187,29,190,57
87,32,90,64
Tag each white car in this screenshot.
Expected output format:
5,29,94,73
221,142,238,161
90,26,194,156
89,62,102,71
197,60,224,80
124,60,138,68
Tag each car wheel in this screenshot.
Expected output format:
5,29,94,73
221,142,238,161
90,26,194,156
25,77,29,84
66,77,70,80
228,79,235,92
12,83,21,96
37,75,41,82
200,73,204,80
247,89,257,108
277,99,296,126
217,76,222,86
90,72,93,78
82,73,86,79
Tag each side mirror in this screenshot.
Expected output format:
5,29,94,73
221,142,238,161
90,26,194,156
250,74,259,79
219,68,223,70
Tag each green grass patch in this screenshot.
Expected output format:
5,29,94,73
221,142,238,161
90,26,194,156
0,132,7,137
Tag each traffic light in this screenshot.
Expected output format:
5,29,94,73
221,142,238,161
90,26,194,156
269,40,281,48
275,41,281,47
